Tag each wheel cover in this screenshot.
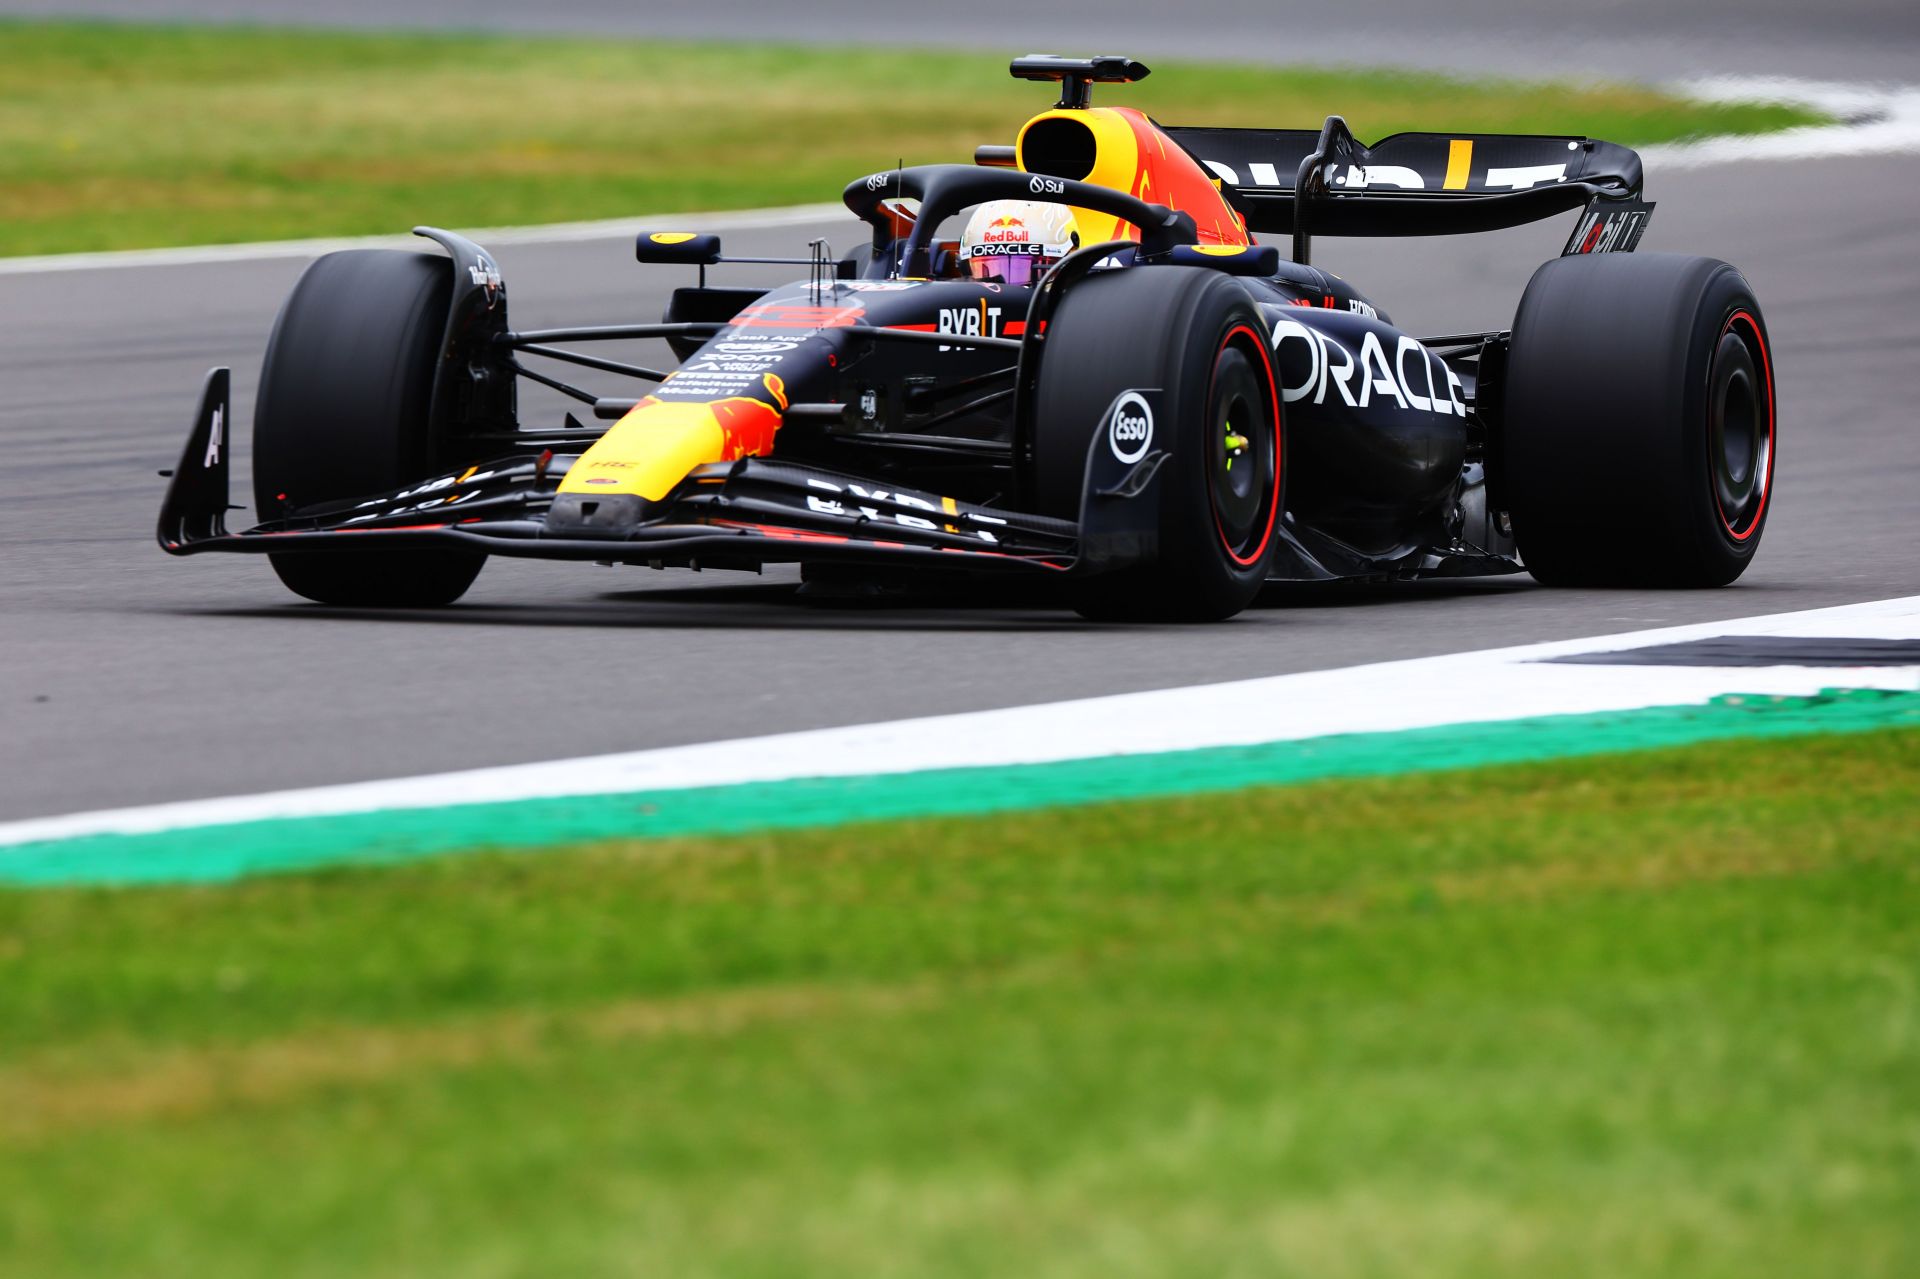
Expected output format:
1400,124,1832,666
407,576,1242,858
1207,326,1281,567
1709,310,1774,542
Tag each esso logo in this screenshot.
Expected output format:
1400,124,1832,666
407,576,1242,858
1029,175,1066,196
714,340,799,354
1109,391,1154,464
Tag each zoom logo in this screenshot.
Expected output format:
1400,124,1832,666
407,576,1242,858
1108,391,1154,464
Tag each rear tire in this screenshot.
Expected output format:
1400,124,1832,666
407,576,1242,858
1032,267,1282,622
1503,252,1776,587
254,249,485,606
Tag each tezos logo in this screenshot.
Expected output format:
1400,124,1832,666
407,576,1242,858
1029,175,1066,196
1108,391,1154,464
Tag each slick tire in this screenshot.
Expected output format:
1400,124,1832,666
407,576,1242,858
254,249,485,606
1503,252,1776,587
1032,267,1283,622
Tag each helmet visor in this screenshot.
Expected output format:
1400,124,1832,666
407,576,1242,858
966,250,1048,286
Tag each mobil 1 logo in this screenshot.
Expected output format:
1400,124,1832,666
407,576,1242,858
1108,390,1155,464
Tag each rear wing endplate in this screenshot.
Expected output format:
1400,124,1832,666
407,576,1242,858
1162,116,1646,264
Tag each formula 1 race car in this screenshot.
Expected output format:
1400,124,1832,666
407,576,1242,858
159,53,1776,621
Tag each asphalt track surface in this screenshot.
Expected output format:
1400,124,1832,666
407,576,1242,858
2,5,1918,821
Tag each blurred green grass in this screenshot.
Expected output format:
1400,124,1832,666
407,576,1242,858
0,21,1829,255
2,728,1915,1277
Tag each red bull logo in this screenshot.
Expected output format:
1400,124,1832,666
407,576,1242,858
711,373,788,458
981,215,1029,244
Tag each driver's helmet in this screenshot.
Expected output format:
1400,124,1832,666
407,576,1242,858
958,200,1078,286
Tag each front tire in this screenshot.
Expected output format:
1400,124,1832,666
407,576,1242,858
1032,267,1283,622
1502,252,1776,587
254,249,485,606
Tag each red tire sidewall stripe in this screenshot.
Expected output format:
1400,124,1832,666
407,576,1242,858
1210,322,1282,567
1716,309,1774,542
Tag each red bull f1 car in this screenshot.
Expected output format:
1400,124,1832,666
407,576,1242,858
159,53,1777,621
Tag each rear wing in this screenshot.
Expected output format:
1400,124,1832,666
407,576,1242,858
1162,115,1646,264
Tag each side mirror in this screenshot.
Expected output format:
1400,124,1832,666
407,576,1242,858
635,232,722,265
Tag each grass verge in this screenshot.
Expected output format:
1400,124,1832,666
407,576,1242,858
0,21,1830,256
1,728,1915,1276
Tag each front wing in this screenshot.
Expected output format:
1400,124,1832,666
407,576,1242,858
157,369,1135,577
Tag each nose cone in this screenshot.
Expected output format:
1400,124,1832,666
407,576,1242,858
557,378,789,505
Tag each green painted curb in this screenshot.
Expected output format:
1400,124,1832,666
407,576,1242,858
4,687,1916,887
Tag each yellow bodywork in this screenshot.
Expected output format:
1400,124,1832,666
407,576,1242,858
558,374,788,501
1014,106,1249,247
1016,107,1147,244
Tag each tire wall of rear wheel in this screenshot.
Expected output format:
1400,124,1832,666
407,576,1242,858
1502,252,1776,587
1031,266,1282,621
253,249,485,605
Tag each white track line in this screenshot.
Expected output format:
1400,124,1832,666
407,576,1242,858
0,202,850,276
2,595,1916,850
1643,77,1920,168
